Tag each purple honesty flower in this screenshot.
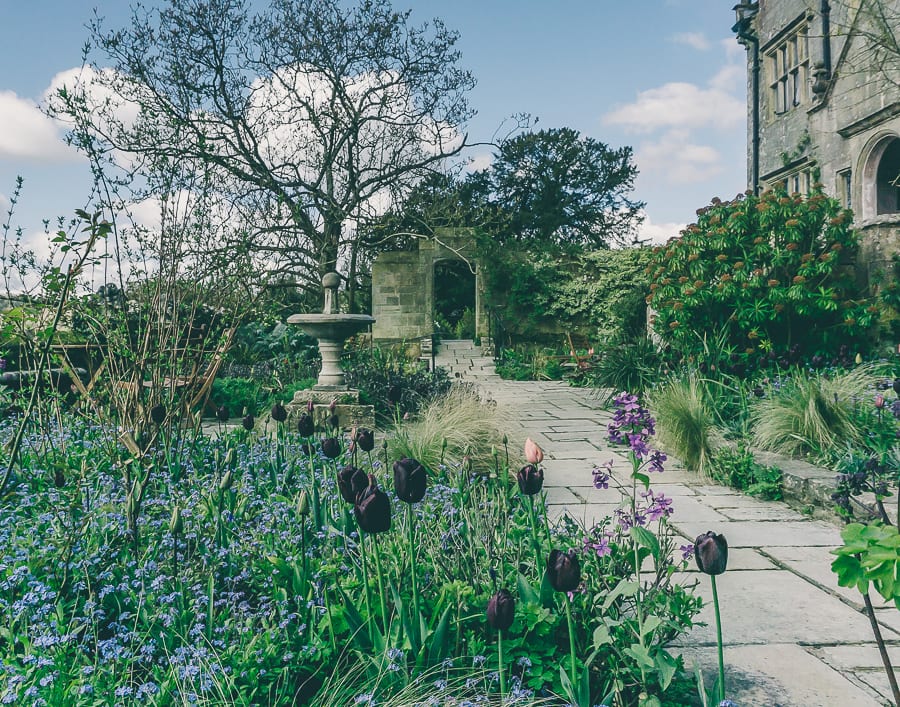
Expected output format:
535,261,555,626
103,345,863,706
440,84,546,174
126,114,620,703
627,433,650,459
680,543,695,561
643,490,673,522
648,449,667,473
592,460,613,489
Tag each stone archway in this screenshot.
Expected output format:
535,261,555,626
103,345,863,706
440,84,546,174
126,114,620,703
432,259,476,339
371,228,489,344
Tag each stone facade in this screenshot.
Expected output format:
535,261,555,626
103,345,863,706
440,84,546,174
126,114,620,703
371,228,490,343
737,0,900,281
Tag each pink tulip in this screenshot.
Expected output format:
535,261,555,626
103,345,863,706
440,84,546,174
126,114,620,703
524,437,544,464
876,394,886,409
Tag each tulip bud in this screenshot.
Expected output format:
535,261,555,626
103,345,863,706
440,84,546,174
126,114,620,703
547,548,581,593
524,438,544,464
329,398,337,412
516,464,544,495
271,402,287,423
169,504,183,535
54,468,65,488
491,445,498,459
150,403,166,425
354,428,375,452
216,405,229,422
894,378,900,398
393,457,427,503
876,394,886,409
327,414,340,430
855,352,863,365
242,414,255,431
225,448,235,466
296,413,315,437
387,384,403,405
337,465,368,504
486,588,515,631
219,470,234,493
296,490,310,517
321,437,342,459
694,531,728,575
502,433,508,446
353,474,391,534
306,399,315,414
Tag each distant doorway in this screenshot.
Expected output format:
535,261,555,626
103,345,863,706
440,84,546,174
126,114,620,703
433,260,476,339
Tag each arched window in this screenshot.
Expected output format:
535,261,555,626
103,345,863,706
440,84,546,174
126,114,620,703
876,138,900,215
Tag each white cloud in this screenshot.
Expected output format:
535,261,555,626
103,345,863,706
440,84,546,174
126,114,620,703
636,130,723,184
465,152,493,173
0,91,76,162
0,193,8,214
637,213,685,245
671,32,711,51
604,80,744,133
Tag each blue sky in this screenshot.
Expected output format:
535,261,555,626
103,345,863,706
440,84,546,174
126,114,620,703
0,0,747,244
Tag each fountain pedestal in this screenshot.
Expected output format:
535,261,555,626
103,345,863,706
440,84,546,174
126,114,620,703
281,272,376,429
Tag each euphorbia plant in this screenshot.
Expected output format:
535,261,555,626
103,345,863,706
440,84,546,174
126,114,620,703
647,188,876,369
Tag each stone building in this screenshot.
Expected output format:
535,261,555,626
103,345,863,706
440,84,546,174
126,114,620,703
734,0,900,279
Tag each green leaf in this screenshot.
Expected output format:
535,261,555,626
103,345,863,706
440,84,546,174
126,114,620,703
602,580,639,612
517,571,540,605
624,643,655,669
631,526,660,561
641,614,662,636
427,605,452,667
592,623,612,647
654,649,678,690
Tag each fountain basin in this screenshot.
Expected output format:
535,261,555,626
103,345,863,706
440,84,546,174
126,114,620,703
287,313,375,343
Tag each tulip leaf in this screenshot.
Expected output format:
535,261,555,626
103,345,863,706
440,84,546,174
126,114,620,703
517,572,540,606
539,569,556,609
427,605,452,667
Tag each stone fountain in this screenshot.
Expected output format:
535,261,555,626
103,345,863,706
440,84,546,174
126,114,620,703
283,272,375,428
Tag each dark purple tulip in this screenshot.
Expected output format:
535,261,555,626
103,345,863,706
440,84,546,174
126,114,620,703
752,385,765,398
271,402,287,423
54,468,65,488
355,428,375,452
321,437,342,459
516,464,544,495
547,549,581,593
296,413,315,437
216,405,229,422
387,385,403,405
354,474,391,534
486,588,515,631
150,404,166,425
338,465,368,504
894,378,900,397
242,414,255,431
327,413,340,430
393,457,427,503
299,442,313,457
694,531,728,575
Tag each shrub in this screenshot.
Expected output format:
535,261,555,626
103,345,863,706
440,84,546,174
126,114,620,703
587,336,661,402
709,445,783,500
648,374,718,473
647,189,876,367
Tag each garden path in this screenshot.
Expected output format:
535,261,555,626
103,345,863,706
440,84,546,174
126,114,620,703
436,339,898,707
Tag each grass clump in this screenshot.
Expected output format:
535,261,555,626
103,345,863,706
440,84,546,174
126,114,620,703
648,374,718,473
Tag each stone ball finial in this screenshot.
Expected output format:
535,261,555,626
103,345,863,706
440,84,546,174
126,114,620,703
322,272,341,289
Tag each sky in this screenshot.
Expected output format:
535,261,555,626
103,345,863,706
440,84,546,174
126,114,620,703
0,0,748,247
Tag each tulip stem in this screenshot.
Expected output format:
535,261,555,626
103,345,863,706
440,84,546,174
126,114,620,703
407,503,421,622
710,575,726,703
863,591,900,705
358,531,374,642
527,494,542,574
498,628,506,697
372,534,388,631
564,593,577,689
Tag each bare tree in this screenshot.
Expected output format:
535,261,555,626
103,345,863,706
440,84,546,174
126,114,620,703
50,0,475,301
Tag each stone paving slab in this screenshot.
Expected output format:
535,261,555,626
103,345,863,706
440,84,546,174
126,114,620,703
439,345,900,705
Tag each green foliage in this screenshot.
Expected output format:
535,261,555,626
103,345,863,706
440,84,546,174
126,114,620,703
494,348,567,382
832,522,900,606
648,374,717,473
709,445,783,500
343,345,452,422
647,189,876,366
485,246,652,342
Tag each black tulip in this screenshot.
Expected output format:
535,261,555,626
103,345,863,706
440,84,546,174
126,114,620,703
354,474,391,534
752,385,765,398
486,588,515,631
299,442,313,457
242,414,255,431
355,428,375,452
547,549,581,593
387,384,403,405
321,437,342,459
337,465,368,504
271,402,287,423
216,405,229,422
893,378,900,398
53,468,65,488
327,413,340,430
694,531,728,575
393,457,427,503
297,413,315,437
150,404,166,425
516,464,544,495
